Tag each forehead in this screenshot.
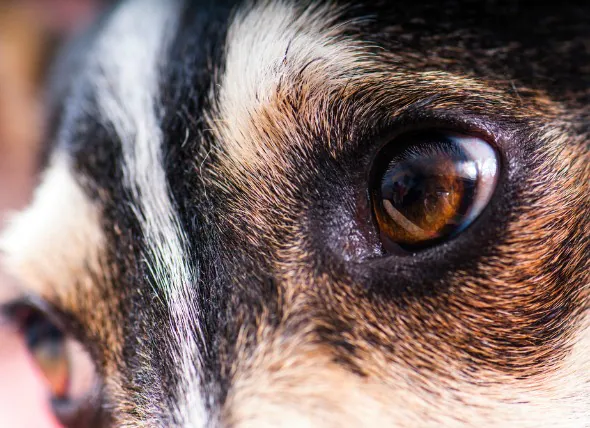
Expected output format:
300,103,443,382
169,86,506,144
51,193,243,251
2,0,589,425
42,1,589,205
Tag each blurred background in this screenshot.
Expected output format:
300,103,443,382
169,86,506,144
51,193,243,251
0,1,105,425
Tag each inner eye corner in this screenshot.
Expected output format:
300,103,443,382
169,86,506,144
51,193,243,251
368,129,501,254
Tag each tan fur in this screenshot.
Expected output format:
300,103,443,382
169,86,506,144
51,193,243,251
1,1,588,426
226,326,590,427
203,3,590,426
0,153,127,401
0,154,105,302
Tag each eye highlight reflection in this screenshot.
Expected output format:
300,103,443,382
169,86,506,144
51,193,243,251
372,132,499,251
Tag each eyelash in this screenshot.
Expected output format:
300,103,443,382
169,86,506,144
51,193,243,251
369,131,499,252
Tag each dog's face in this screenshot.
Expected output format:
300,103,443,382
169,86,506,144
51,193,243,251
1,0,589,426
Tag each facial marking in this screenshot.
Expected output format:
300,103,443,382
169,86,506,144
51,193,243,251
202,2,590,426
4,0,588,426
213,0,371,169
89,0,206,425
225,320,590,428
0,153,104,302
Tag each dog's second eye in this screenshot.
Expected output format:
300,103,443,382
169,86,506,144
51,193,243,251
12,305,97,420
371,132,498,251
24,311,70,400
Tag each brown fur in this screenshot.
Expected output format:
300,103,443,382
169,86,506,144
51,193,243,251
0,1,588,426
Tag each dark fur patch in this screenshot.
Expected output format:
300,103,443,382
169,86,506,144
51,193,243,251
4,0,589,426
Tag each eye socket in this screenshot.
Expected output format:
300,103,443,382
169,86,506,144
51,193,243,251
371,131,499,251
6,303,98,421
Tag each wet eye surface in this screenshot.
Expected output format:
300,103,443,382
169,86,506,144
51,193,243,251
371,132,499,251
5,302,98,424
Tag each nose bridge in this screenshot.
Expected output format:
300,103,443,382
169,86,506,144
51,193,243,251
209,259,371,425
207,265,323,424
219,333,338,427
201,187,353,425
216,326,404,428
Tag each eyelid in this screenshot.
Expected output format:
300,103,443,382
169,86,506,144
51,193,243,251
364,107,505,166
1,295,80,353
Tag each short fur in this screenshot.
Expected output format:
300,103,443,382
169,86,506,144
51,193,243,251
1,0,588,427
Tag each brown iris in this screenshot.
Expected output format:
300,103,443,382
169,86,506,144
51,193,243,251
22,309,71,400
12,304,97,411
34,344,70,399
372,133,498,250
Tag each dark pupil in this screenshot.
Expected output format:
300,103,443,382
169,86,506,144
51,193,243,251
376,145,476,247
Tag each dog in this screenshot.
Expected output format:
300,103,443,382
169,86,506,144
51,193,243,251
0,0,588,426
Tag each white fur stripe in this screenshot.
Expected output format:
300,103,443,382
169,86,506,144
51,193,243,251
214,0,369,168
91,0,206,425
0,153,104,299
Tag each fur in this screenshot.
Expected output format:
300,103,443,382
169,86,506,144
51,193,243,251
0,0,588,426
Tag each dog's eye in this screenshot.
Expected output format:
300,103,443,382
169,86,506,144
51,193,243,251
371,132,498,251
9,304,97,420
